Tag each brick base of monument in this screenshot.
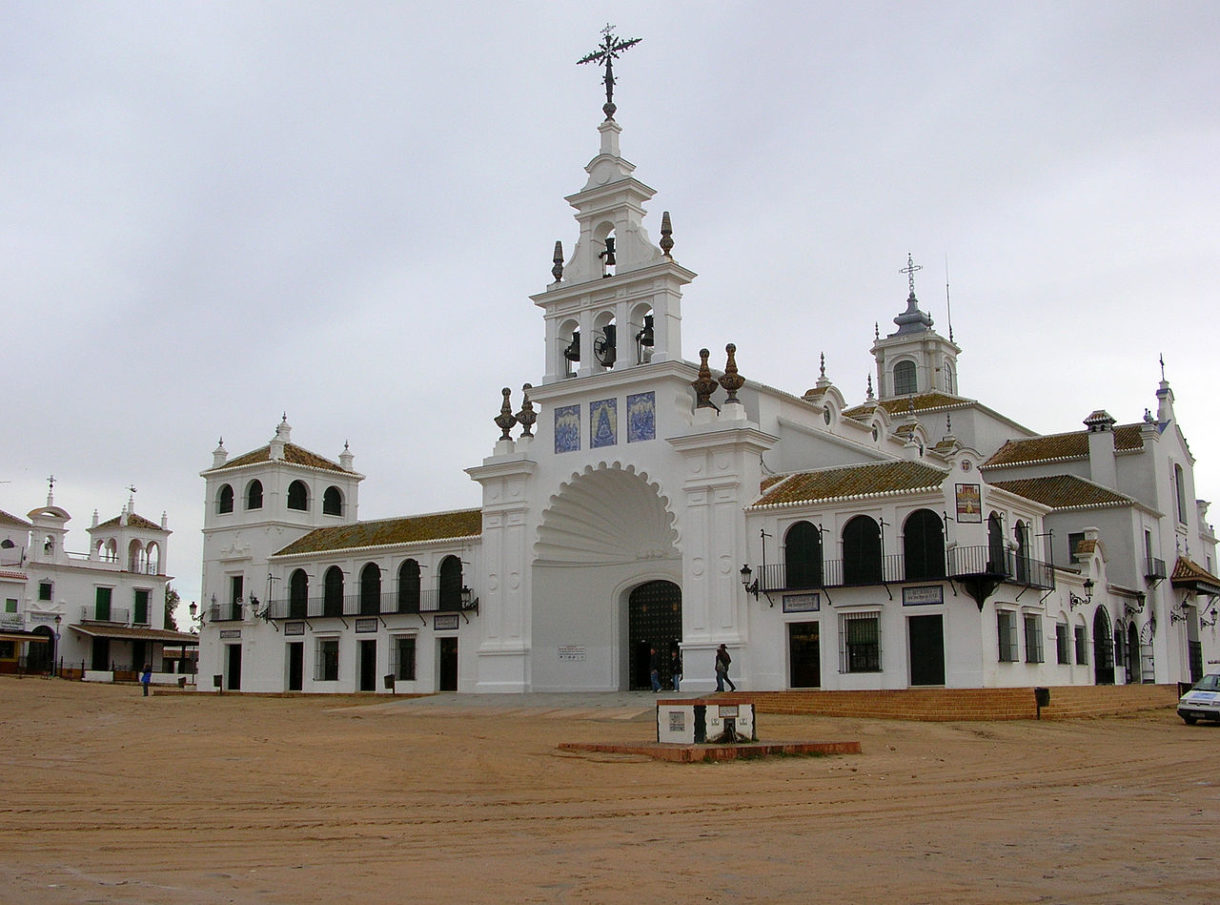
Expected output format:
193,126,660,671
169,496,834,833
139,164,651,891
557,738,862,763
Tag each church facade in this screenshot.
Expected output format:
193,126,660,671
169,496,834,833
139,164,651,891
195,101,1218,696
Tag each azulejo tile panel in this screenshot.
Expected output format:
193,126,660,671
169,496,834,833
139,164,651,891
554,405,580,453
627,391,656,443
590,398,618,448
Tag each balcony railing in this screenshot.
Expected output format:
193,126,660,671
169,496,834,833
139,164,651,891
1144,557,1167,581
80,605,132,624
263,589,477,620
207,604,245,623
749,544,1055,594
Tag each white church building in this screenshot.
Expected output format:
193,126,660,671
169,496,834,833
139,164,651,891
195,69,1218,696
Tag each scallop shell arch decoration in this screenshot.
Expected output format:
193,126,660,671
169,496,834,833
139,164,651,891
535,462,679,564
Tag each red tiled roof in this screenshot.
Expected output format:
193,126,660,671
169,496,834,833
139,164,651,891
751,461,949,508
843,392,973,420
0,569,28,581
1171,557,1220,595
988,475,1134,511
69,624,198,643
273,509,483,556
209,443,349,474
983,424,1144,468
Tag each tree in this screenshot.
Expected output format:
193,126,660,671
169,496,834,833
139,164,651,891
164,585,180,631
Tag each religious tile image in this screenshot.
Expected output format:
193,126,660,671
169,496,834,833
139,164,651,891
554,404,580,453
590,398,617,448
627,391,656,442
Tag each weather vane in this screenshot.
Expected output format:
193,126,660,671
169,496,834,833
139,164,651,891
577,24,641,121
900,252,923,297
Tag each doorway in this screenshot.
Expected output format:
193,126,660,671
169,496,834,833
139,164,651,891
358,639,377,692
908,614,945,685
627,580,682,690
438,637,458,691
788,622,821,688
225,644,242,691
91,636,110,671
286,642,303,691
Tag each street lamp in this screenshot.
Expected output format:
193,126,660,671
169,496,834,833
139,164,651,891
53,614,61,677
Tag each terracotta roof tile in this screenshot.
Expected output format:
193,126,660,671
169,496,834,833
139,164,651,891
983,424,1144,468
843,392,972,420
989,475,1133,510
273,509,483,556
209,443,349,474
94,512,164,532
751,461,949,508
1171,556,1220,594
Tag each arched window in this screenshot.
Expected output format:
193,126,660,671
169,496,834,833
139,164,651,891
893,360,917,395
246,480,263,510
217,484,234,514
360,563,381,615
842,516,882,585
323,486,343,516
146,542,161,575
287,480,309,511
397,559,421,613
903,509,945,580
1093,606,1114,685
323,566,344,617
102,538,117,562
1014,521,1030,584
289,569,309,619
987,513,1006,574
438,555,463,611
1174,463,1188,524
784,521,823,589
128,540,144,573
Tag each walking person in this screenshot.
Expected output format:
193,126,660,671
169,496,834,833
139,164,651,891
714,644,736,692
140,663,152,697
670,647,682,692
649,646,661,692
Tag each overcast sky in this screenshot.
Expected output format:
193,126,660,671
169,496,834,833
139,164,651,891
4,1,1218,614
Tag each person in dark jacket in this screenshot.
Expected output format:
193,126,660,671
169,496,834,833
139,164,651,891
649,646,661,692
715,644,736,692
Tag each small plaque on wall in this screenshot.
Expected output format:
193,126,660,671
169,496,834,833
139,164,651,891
434,614,460,631
903,585,944,606
219,629,241,639
783,593,820,613
355,618,378,633
284,621,305,636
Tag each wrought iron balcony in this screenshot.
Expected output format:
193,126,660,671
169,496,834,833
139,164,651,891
1144,557,1167,581
80,605,132,624
264,588,478,621
746,545,1055,595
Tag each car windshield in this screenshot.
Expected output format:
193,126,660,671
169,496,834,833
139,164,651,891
1191,674,1220,692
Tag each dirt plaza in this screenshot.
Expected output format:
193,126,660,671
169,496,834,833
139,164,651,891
1,679,1215,904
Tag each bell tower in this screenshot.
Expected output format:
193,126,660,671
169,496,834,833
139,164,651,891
532,30,696,384
871,254,961,399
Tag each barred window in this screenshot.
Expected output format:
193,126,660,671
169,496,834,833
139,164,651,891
1055,623,1071,665
1074,625,1088,665
391,636,416,682
997,610,1018,662
316,638,339,681
840,612,881,673
1023,614,1043,663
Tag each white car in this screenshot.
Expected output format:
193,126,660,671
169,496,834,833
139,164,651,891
1178,674,1220,724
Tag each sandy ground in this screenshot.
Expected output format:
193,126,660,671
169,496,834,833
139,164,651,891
1,679,1215,905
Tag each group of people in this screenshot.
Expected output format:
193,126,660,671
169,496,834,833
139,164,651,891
648,643,736,693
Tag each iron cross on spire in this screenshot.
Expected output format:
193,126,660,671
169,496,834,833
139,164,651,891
900,252,923,297
577,24,641,121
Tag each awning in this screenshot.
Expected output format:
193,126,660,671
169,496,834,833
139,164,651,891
1171,556,1220,597
69,624,199,645
0,632,49,644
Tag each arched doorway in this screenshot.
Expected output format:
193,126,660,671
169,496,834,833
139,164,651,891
28,625,54,673
627,580,681,691
1126,622,1140,683
533,464,681,691
1093,607,1114,685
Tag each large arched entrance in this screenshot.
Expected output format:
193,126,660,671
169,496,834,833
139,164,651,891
627,580,682,690
532,464,681,691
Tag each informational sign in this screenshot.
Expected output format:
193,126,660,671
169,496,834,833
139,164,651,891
355,618,378,633
668,711,685,732
557,644,586,662
956,483,982,523
433,614,459,631
219,629,241,639
284,621,305,636
903,585,944,606
783,593,820,613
